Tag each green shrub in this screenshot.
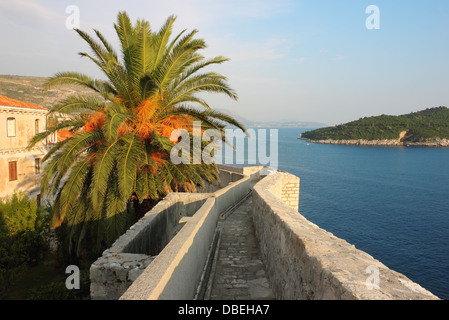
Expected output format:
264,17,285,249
0,193,50,298
0,192,47,235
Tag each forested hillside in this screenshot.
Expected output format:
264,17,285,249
301,107,449,142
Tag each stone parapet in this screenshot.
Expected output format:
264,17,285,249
252,171,439,300
91,165,264,300
119,174,252,300
90,193,210,300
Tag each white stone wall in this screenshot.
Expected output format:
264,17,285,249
90,193,210,300
120,174,252,300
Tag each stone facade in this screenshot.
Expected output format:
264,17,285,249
0,96,48,199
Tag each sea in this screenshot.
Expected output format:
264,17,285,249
220,127,449,300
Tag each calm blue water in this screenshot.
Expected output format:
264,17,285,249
226,127,449,299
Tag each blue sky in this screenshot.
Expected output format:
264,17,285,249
1,0,448,125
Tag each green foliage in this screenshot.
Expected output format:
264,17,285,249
0,193,45,235
301,107,449,142
0,193,50,298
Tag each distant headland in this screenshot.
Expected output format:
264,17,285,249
300,107,449,147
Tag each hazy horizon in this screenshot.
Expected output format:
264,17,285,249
1,0,448,126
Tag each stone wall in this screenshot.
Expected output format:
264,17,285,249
119,174,253,300
90,193,210,300
252,171,439,300
91,165,263,300
280,173,300,211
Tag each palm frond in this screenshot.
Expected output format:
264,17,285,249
28,117,84,149
151,15,177,70
105,179,128,242
104,103,130,141
90,139,119,210
116,135,141,199
168,56,230,91
135,166,157,201
43,71,117,100
74,28,112,69
56,130,103,175
48,94,106,115
57,159,91,226
114,11,136,72
154,30,205,87
166,76,238,107
133,19,153,81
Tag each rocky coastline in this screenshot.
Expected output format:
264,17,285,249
301,137,449,147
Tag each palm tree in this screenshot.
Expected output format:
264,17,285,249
30,11,245,257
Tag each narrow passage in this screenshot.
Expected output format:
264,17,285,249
208,195,275,300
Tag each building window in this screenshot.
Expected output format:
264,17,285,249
35,158,41,174
7,118,16,137
8,161,18,181
50,132,57,144
35,119,40,135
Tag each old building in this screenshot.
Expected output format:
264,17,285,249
0,95,48,199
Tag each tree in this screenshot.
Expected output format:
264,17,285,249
29,11,245,257
0,193,50,298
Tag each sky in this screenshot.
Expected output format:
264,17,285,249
1,0,449,125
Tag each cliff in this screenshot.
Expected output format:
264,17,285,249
304,137,449,147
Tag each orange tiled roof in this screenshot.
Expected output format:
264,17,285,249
57,129,74,142
0,95,47,111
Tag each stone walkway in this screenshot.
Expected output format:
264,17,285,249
207,194,275,300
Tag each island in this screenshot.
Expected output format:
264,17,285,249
300,107,449,147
